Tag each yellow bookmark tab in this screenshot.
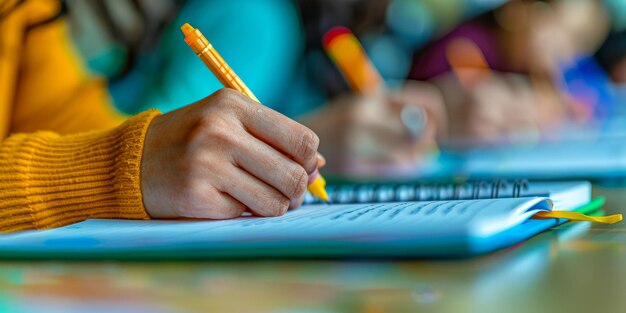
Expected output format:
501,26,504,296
532,211,623,225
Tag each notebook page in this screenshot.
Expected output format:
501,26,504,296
0,197,551,253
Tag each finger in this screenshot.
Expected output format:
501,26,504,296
191,191,247,219
233,135,308,201
289,191,306,210
220,166,290,217
230,92,320,173
356,99,407,138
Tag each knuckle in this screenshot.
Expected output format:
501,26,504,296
285,166,308,199
293,127,319,166
260,194,290,217
214,88,248,112
273,197,290,216
213,88,237,103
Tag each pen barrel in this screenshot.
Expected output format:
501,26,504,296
193,37,259,102
323,29,383,95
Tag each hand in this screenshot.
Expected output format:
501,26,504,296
301,81,446,174
435,70,548,146
141,88,322,219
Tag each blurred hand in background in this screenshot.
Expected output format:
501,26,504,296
434,70,551,146
301,81,445,174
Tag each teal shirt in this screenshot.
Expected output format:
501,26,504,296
109,0,321,116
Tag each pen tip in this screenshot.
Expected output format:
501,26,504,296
307,176,329,203
323,26,352,48
181,23,194,36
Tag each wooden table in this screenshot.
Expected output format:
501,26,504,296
1,186,625,313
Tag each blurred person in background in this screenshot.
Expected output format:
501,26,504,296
77,0,614,173
411,0,612,145
31,1,608,178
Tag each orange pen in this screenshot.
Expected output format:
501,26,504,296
323,26,384,95
323,26,434,142
181,23,329,202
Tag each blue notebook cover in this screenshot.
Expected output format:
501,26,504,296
0,197,564,259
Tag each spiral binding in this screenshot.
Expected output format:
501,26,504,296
304,179,530,204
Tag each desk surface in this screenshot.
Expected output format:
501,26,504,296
1,186,625,313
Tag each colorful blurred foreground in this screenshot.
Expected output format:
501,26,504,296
0,185,625,313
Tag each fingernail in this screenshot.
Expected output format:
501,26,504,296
308,168,319,185
317,153,326,167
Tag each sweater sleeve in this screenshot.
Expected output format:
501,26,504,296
0,109,160,233
10,0,127,135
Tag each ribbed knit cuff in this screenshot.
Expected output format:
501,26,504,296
0,109,161,232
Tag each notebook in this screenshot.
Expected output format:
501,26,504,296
0,181,592,260
394,138,626,182
305,180,591,213
460,139,626,180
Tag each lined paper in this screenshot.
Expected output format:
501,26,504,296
0,197,551,253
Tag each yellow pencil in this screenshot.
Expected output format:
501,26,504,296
181,23,329,202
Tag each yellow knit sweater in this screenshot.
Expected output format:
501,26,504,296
0,0,159,232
